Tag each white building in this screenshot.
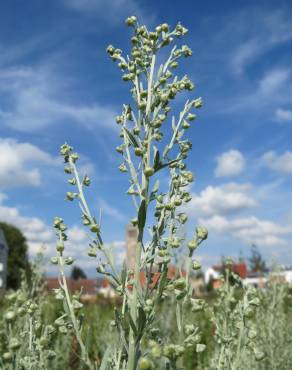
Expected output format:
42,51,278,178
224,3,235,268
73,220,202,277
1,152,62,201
204,267,220,285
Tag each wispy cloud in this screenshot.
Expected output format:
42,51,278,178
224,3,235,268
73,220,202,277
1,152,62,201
0,66,117,133
62,0,154,25
258,69,291,95
275,108,292,122
230,10,292,75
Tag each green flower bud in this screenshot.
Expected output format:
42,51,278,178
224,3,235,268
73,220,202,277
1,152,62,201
170,237,180,248
191,298,205,312
116,146,123,154
72,299,83,310
193,97,203,108
192,260,201,270
106,45,115,55
196,344,206,353
97,264,105,273
9,338,20,350
182,121,190,129
68,178,76,185
116,115,123,124
17,307,26,316
88,248,97,257
133,126,140,135
254,348,265,361
188,239,198,250
60,143,72,157
174,278,186,290
125,16,137,27
2,352,13,361
144,167,155,177
64,257,74,265
145,299,153,306
134,147,143,156
244,306,255,318
70,153,79,163
59,326,67,334
56,242,64,253
161,23,169,32
158,249,168,257
139,357,153,370
151,344,161,358
170,61,178,69
53,217,63,227
131,218,138,226
174,198,182,206
196,227,208,240
248,328,257,339
119,163,128,173
90,223,100,233
179,213,188,224
187,113,196,121
83,175,91,186
50,257,58,265
64,166,72,174
5,311,16,322
66,192,76,201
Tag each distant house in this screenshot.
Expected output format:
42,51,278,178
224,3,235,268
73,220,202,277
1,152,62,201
269,266,292,284
242,271,267,288
0,230,8,290
46,278,99,302
46,277,123,302
205,263,247,289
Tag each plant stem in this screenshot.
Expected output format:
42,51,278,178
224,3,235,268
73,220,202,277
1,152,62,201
58,251,94,370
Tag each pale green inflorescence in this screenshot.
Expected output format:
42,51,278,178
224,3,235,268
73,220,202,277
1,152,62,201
53,15,208,370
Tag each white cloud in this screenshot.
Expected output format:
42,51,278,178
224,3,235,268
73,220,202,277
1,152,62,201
0,202,55,256
185,182,256,218
63,0,153,25
261,151,292,175
0,67,117,132
0,193,126,272
258,69,291,95
0,138,56,187
215,150,245,177
200,215,292,248
276,108,292,122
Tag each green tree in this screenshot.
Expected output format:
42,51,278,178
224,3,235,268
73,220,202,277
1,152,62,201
71,265,87,280
0,222,30,289
248,244,266,273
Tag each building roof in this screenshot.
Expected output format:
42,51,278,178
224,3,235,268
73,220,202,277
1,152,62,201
211,263,247,279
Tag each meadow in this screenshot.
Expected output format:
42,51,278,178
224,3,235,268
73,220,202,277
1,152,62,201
0,15,291,370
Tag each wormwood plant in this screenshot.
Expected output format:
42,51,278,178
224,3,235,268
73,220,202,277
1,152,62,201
209,261,265,370
0,254,61,369
51,16,208,370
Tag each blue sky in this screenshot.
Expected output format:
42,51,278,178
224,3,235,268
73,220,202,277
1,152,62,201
0,0,292,275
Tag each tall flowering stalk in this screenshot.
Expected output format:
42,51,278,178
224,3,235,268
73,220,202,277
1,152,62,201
53,16,208,369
